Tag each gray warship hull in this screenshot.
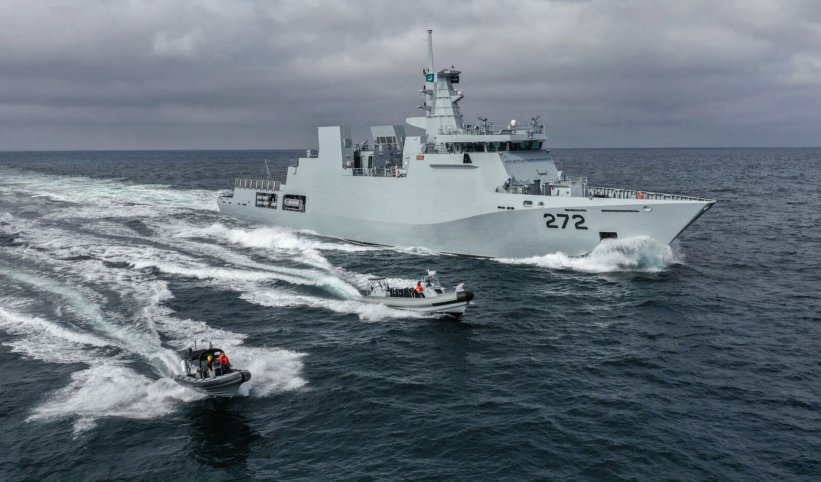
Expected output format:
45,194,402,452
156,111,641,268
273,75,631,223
218,31,714,258
218,156,713,258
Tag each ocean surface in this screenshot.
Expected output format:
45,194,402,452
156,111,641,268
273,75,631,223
0,148,818,480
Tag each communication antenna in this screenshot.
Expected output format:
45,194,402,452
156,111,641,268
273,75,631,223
427,29,435,74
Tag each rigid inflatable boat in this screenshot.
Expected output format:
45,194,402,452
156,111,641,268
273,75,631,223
362,272,474,316
175,346,251,397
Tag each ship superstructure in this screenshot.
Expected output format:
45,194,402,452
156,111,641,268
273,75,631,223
218,31,714,258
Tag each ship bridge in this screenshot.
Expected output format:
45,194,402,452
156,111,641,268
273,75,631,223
406,30,547,155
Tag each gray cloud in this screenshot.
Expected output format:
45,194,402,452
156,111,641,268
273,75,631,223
0,0,819,149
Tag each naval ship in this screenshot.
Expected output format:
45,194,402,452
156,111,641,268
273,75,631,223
218,31,714,258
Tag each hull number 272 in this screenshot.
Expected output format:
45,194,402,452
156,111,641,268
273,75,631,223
544,213,588,230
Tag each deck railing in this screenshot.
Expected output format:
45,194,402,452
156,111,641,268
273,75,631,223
546,176,588,186
346,167,407,178
438,123,545,136
588,186,714,202
234,178,283,191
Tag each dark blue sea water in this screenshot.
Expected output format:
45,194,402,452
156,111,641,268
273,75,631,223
0,148,819,480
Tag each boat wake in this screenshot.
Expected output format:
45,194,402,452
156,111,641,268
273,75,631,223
240,289,431,322
495,236,682,273
0,267,306,434
28,363,200,434
0,169,398,433
0,167,453,433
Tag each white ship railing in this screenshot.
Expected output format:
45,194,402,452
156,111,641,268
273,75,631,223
494,178,711,201
588,186,714,202
346,167,407,178
546,176,588,185
439,123,545,136
234,178,283,191
497,176,588,195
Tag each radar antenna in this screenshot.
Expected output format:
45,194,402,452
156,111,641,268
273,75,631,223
478,116,490,134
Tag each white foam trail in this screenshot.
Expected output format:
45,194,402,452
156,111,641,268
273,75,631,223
241,289,430,322
56,261,309,397
27,363,204,434
0,307,112,363
234,347,307,396
2,274,307,431
495,236,679,273
7,215,359,299
127,256,360,299
0,172,311,432
0,167,218,213
177,223,439,270
174,223,341,271
149,237,361,298
2,268,180,373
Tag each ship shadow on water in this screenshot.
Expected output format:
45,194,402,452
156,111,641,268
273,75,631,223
185,399,260,470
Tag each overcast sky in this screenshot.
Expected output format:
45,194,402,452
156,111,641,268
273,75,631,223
1,0,820,149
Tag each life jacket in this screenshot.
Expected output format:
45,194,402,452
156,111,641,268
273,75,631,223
415,284,423,293
219,353,229,365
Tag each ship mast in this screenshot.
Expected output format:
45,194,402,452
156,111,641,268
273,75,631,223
427,29,435,74
423,30,435,115
421,30,464,146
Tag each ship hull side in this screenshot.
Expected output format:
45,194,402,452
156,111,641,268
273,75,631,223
218,196,712,258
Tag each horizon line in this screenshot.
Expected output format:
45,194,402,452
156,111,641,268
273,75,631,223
1,146,820,153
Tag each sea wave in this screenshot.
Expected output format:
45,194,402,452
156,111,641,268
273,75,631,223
495,236,681,273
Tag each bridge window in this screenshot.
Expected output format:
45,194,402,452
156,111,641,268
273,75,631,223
446,140,541,153
504,141,543,151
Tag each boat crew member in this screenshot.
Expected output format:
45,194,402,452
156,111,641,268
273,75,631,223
415,282,425,298
206,354,214,374
218,352,230,372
